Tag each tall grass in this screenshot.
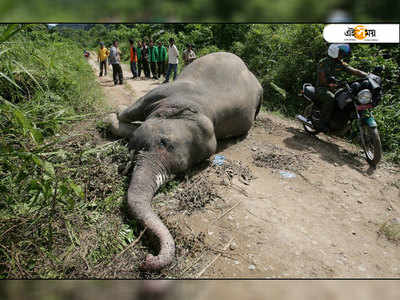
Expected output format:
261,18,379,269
0,24,131,278
0,24,97,215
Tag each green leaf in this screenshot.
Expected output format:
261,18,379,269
270,81,287,100
0,24,23,43
0,71,22,91
66,198,76,210
56,149,67,160
31,154,44,168
43,161,55,177
58,183,69,197
13,109,31,133
69,182,84,199
0,48,10,57
29,179,43,192
12,60,44,93
30,128,44,145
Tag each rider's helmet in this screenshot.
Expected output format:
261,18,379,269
328,44,351,59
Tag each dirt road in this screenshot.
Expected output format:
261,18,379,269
87,54,400,278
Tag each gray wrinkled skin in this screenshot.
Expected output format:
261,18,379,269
109,52,263,271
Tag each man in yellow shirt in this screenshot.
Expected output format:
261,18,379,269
97,42,110,77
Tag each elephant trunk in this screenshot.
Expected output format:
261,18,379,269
127,153,175,271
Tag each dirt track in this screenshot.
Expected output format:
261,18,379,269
87,54,400,278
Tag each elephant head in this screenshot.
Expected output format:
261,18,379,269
127,115,216,271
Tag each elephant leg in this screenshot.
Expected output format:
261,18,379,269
117,88,169,123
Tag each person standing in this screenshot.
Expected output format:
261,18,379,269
142,40,150,78
157,41,167,78
97,42,109,76
187,44,196,64
164,41,169,76
182,43,190,66
109,40,123,85
163,38,179,83
148,40,159,79
129,39,138,79
136,41,142,78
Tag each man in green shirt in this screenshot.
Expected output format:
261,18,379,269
142,40,150,78
316,44,367,131
157,41,167,78
148,40,159,79
137,41,142,78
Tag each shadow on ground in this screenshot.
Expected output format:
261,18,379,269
283,126,375,175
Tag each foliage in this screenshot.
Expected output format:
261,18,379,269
348,45,400,162
0,0,399,21
0,24,135,278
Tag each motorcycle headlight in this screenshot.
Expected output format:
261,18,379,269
357,89,372,104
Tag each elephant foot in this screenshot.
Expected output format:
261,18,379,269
104,112,140,138
104,112,123,137
117,104,128,114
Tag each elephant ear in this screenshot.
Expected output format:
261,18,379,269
150,106,197,119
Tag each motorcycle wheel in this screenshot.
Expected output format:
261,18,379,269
303,104,320,135
361,126,382,167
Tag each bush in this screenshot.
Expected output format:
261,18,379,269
0,25,107,278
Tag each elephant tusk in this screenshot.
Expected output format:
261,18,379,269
131,121,143,126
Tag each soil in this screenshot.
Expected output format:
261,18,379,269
87,54,400,278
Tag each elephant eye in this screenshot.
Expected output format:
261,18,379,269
160,138,174,151
160,138,169,146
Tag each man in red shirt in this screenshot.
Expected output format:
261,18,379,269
129,39,138,79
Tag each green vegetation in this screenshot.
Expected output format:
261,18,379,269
379,219,400,244
0,24,136,278
0,0,399,21
1,23,399,278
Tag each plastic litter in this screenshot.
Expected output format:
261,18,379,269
212,155,226,166
279,171,296,179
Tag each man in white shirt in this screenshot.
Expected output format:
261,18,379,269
163,38,179,83
109,40,123,85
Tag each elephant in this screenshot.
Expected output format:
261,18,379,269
107,52,263,271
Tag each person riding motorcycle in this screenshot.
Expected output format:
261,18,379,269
316,44,368,132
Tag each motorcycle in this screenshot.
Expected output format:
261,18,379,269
296,71,383,167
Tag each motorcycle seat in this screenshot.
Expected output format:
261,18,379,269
303,84,315,100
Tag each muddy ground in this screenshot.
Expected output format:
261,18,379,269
86,54,400,278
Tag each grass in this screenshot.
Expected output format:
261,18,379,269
0,25,148,278
379,219,400,244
